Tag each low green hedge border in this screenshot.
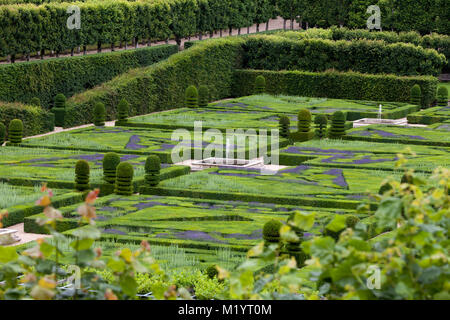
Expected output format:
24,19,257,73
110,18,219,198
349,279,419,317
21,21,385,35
342,135,450,147
407,107,449,125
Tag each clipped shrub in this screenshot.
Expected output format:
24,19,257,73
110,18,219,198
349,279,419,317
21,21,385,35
401,172,414,184
324,215,360,241
145,155,161,187
254,75,266,94
185,85,199,108
314,114,328,139
262,219,282,244
103,153,121,184
437,86,448,107
93,102,106,126
8,119,23,145
378,182,393,195
117,99,129,123
279,115,290,138
205,265,218,280
297,109,312,132
345,215,360,229
115,162,134,196
329,111,346,139
75,160,90,191
30,97,41,107
52,94,66,127
198,85,209,108
410,84,422,106
0,122,5,144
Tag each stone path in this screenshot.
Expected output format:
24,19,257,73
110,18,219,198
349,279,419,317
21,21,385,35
3,223,50,247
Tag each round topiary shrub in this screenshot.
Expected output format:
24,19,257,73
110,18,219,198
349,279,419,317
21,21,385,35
117,98,129,122
263,219,282,244
314,114,328,139
329,111,346,139
8,119,23,145
53,94,66,127
410,84,422,106
54,94,66,109
185,85,198,108
297,109,312,132
205,264,218,279
103,153,121,184
437,86,448,107
378,182,393,195
145,155,161,187
0,122,5,145
115,162,134,196
401,172,414,184
254,75,266,94
30,97,41,107
94,102,106,126
345,215,360,229
198,85,209,108
75,160,90,191
279,115,290,138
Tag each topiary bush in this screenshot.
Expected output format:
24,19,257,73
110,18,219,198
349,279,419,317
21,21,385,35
314,114,328,139
0,122,5,145
93,102,106,126
115,162,134,196
345,215,360,229
145,155,161,187
437,86,448,107
103,153,121,184
254,75,266,94
185,85,199,108
205,265,218,280
279,115,290,139
198,85,209,108
410,84,422,106
378,182,393,195
117,98,129,123
329,111,346,139
8,119,23,145
52,94,66,127
75,160,90,191
30,97,41,107
298,109,312,132
262,219,282,244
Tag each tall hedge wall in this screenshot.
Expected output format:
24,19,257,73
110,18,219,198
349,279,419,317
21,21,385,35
0,102,54,137
241,36,446,76
0,44,178,108
63,37,245,127
232,69,438,107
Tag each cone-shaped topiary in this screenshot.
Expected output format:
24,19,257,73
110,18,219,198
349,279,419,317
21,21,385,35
329,111,346,139
198,85,209,108
437,86,448,107
8,119,23,145
205,265,219,279
410,84,422,106
279,115,290,138
145,155,161,187
185,85,198,108
75,160,90,191
254,75,266,94
53,94,67,127
298,109,312,132
0,122,5,145
263,219,282,244
314,114,328,139
115,162,134,196
103,153,121,184
93,102,106,126
117,98,129,122
30,97,41,107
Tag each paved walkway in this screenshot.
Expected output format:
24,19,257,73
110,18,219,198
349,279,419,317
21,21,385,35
3,223,51,247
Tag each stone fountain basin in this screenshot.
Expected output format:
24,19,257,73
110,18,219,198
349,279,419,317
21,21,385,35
353,118,408,127
192,157,263,168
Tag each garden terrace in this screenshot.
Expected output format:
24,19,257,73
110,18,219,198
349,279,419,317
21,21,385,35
407,106,450,125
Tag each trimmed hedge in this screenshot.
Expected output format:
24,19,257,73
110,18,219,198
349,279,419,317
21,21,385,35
8,119,23,145
0,122,5,144
115,162,134,196
145,155,161,187
93,102,106,126
0,44,178,107
185,85,199,108
103,152,121,185
75,160,90,191
233,69,438,107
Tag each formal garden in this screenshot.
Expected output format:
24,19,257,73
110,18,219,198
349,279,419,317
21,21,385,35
0,0,448,303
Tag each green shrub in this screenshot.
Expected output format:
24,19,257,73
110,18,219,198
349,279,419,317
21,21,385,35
115,162,134,196
205,265,219,280
401,172,414,184
345,215,360,229
378,182,393,195
279,115,290,138
297,109,312,132
145,155,161,187
103,153,121,185
329,111,346,139
0,122,5,144
52,93,66,127
93,102,106,126
75,160,90,191
185,86,199,108
314,114,328,139
254,75,266,94
30,97,41,107
54,94,66,109
198,85,209,108
117,99,129,122
8,119,23,145
263,219,282,244
437,86,448,107
410,85,422,106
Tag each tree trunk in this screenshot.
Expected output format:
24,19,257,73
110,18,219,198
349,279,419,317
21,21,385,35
266,21,269,31
290,19,294,30
125,42,128,50
40,49,45,60
256,23,260,32
229,28,232,36
97,42,102,53
220,29,223,37
199,33,203,40
210,31,213,38
111,43,115,52
77,46,80,54
56,51,59,58
238,28,241,35
70,48,74,56
283,19,286,30
119,41,123,49
147,39,151,46
165,39,169,44
26,53,30,61
247,26,250,34
83,45,87,55
11,54,15,63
